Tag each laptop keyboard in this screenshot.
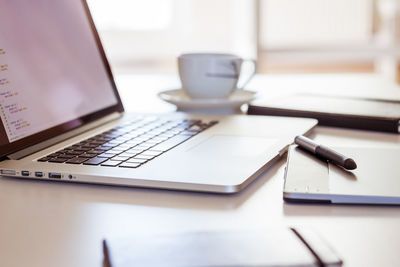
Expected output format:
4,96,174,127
37,116,218,168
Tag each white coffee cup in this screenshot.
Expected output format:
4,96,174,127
178,53,256,99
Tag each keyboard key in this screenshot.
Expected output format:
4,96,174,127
157,133,175,138
124,140,142,146
135,144,154,150
126,148,146,154
187,124,203,132
141,133,159,139
107,148,126,153
81,144,98,149
48,158,68,163
66,157,88,164
150,135,191,152
179,130,198,136
141,150,163,157
56,149,72,154
101,160,123,167
114,144,132,150
96,145,113,150
102,133,120,138
118,152,137,157
151,137,169,142
88,140,105,145
144,139,162,145
107,139,125,145
99,142,117,148
88,149,106,154
134,154,155,160
71,147,92,152
119,162,141,168
127,130,146,137
98,153,118,158
83,157,108,165
126,158,147,164
66,150,84,156
80,153,98,158
110,156,130,161
56,154,76,159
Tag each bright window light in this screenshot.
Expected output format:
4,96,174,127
87,0,172,31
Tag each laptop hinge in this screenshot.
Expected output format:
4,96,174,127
7,112,122,160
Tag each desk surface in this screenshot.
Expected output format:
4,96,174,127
1,74,400,267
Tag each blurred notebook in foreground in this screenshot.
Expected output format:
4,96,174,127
248,93,400,133
103,228,342,267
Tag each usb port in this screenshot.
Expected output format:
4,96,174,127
35,172,43,177
21,171,30,176
48,173,61,179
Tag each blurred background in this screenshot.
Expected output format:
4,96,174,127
87,0,400,83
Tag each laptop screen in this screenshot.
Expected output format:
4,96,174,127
0,0,123,158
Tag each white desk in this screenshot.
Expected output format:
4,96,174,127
1,74,400,267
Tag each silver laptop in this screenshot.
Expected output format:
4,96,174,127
0,0,317,193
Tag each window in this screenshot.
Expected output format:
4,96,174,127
88,0,257,74
258,0,400,80
88,0,400,80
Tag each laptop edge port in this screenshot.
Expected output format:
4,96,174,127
0,169,16,175
21,171,30,176
48,173,62,179
34,172,43,177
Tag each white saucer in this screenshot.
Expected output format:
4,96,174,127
158,89,257,114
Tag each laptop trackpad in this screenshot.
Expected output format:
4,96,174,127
187,135,278,158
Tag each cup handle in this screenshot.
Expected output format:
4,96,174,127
237,59,257,90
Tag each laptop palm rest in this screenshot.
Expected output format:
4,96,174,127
187,135,278,158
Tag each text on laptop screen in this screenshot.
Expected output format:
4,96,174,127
0,0,118,144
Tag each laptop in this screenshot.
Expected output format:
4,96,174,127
0,0,317,193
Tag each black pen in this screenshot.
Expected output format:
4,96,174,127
294,135,357,170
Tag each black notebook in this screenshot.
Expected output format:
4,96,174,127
248,93,400,133
103,228,342,267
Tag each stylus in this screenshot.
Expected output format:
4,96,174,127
294,135,357,170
